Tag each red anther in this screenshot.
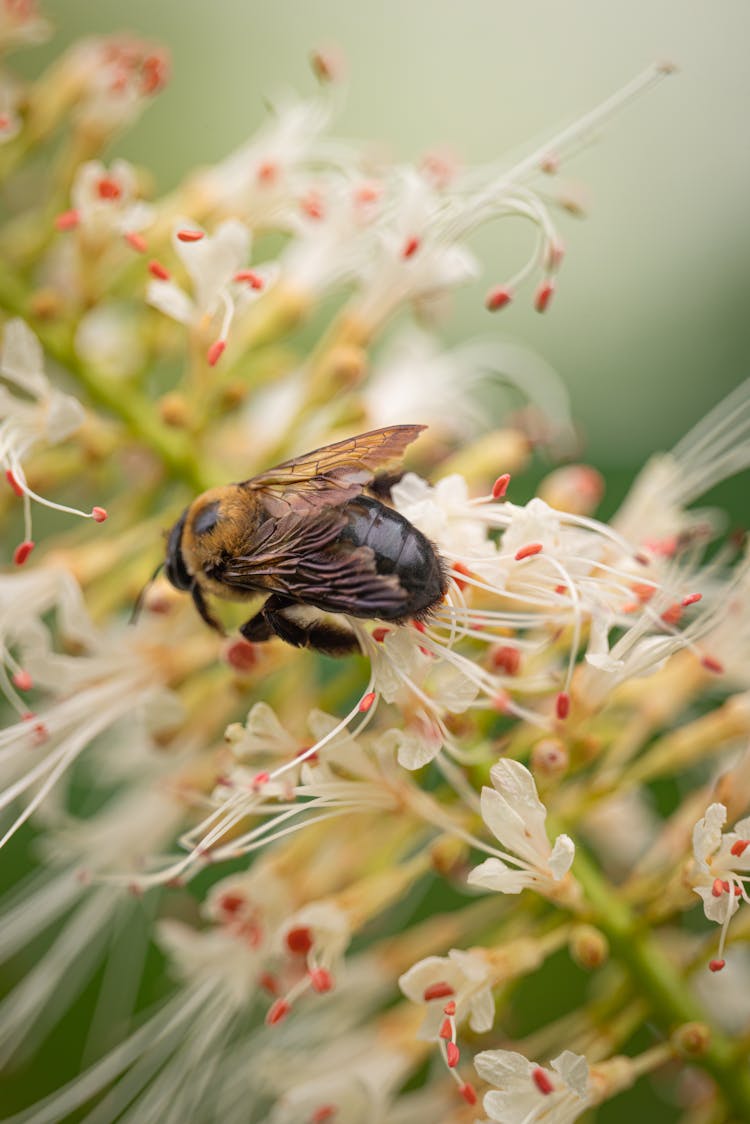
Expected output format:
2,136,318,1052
682,592,702,607
446,1042,460,1068
11,670,33,691
141,52,170,95
177,229,204,242
257,161,278,184
295,743,318,763
309,967,334,993
532,1066,555,1095
358,691,376,713
96,176,122,200
711,878,725,898
402,235,420,259
233,270,264,289
0,115,9,130
412,620,426,634
258,971,279,995
124,230,147,253
620,601,639,614
55,209,80,232
534,279,556,313
217,891,244,916
709,959,726,973
492,473,511,499
630,582,656,603
661,603,683,626
354,182,381,205
555,691,570,720
459,1083,478,1106
91,506,108,522
514,542,543,561
721,880,731,893
555,584,568,595
372,627,390,642
439,1017,453,1040
13,540,34,566
634,553,650,567
23,713,47,742
310,44,343,84
301,192,325,220
251,771,270,789
286,926,313,954
451,561,472,591
423,981,455,1001
540,152,560,174
701,655,725,675
443,1000,456,1016
485,286,513,312
148,260,170,281
731,839,750,857
266,999,290,1025
207,339,226,367
224,638,257,671
5,469,23,497
311,1106,337,1124
491,646,521,675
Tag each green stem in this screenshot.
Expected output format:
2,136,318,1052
0,264,209,492
574,846,750,1121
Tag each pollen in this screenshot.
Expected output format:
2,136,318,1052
266,998,291,1025
55,209,80,232
5,469,23,497
177,229,204,242
358,691,376,713
233,270,264,289
309,967,334,993
446,1042,460,1068
91,507,108,522
402,236,420,259
11,670,33,691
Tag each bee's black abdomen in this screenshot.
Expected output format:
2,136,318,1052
339,497,446,619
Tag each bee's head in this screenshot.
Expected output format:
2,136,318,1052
165,508,192,591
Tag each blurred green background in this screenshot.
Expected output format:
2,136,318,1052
31,0,750,470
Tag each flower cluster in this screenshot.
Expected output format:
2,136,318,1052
1,10,749,1124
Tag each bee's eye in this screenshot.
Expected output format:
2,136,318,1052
193,501,220,536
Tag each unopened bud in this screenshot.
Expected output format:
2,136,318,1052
538,464,605,516
569,924,609,970
531,737,569,778
672,1021,712,1058
159,392,192,428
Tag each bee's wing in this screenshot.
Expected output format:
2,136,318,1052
217,506,409,617
240,425,425,511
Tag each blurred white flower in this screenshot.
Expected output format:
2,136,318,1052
399,947,494,1039
692,801,750,971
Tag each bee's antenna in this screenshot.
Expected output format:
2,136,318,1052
130,562,165,625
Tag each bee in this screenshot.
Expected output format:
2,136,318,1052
164,425,447,655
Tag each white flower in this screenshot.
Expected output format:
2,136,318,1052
691,802,750,971
66,158,154,240
74,304,146,378
65,35,169,136
0,0,50,50
147,219,276,365
475,1048,591,1124
0,319,106,558
398,947,495,1039
467,760,577,901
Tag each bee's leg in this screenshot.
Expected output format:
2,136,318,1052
191,583,224,634
242,596,359,657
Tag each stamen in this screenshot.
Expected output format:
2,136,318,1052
265,998,291,1025
286,926,313,954
13,540,34,566
459,1083,477,1105
5,469,23,497
358,691,376,713
532,1066,555,1095
534,278,556,312
176,229,204,242
556,691,570,720
55,209,80,232
423,981,454,1001
492,473,511,499
206,339,226,367
233,270,264,289
731,840,750,857
402,236,420,259
515,542,544,561
11,670,32,691
96,177,122,200
485,286,513,312
124,231,147,253
309,967,333,993
91,507,108,523
310,1106,337,1124
709,959,726,973
148,260,171,281
491,646,521,675
682,592,702,607
446,1042,460,1067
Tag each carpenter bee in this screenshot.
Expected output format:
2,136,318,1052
164,425,447,655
